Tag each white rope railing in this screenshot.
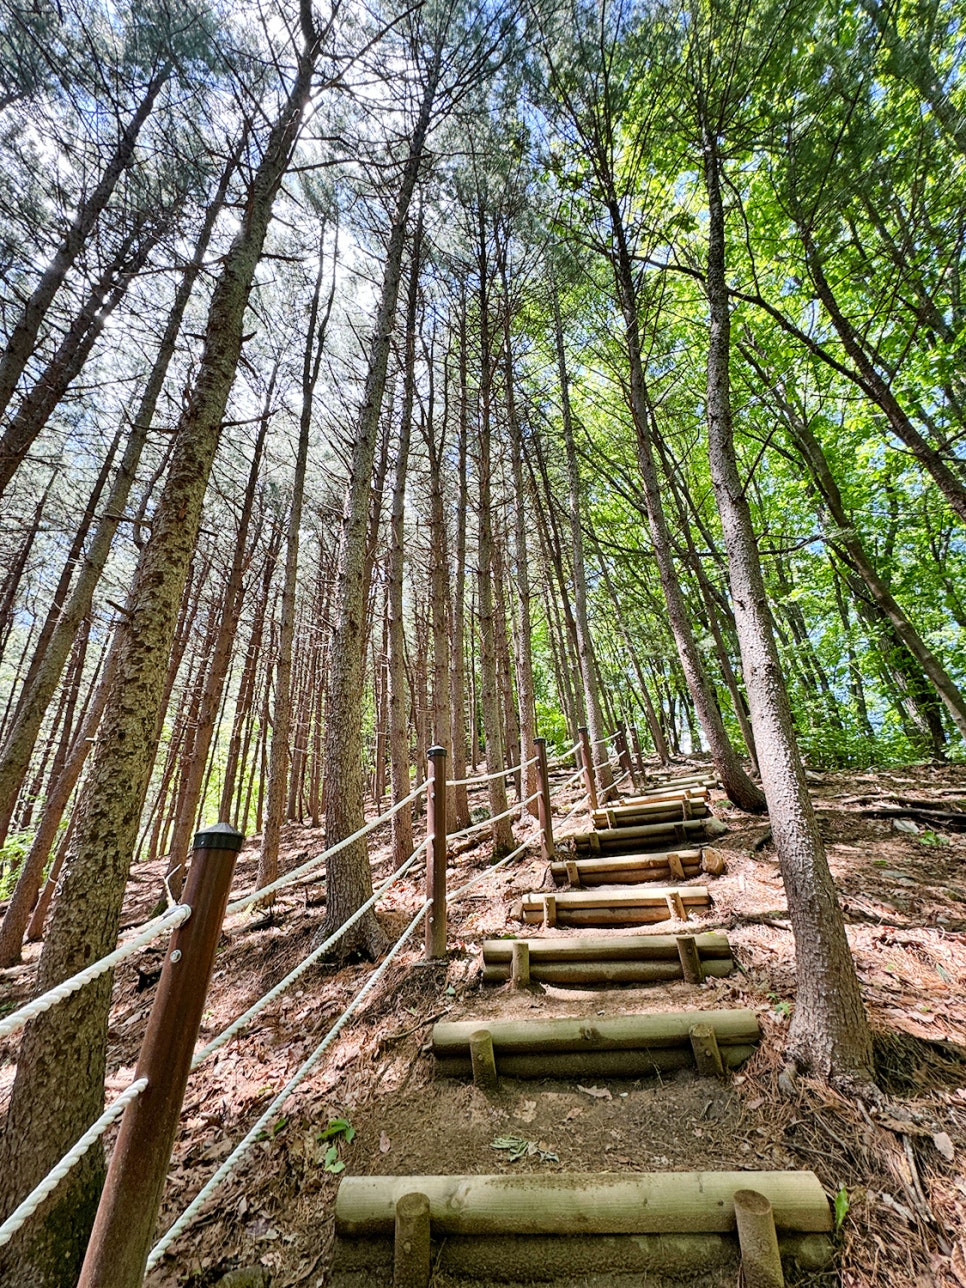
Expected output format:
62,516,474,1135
192,841,428,1069
447,752,538,789
0,1077,148,1249
146,901,430,1271
446,790,540,844
0,906,191,1043
590,733,615,750
225,780,428,916
547,739,581,767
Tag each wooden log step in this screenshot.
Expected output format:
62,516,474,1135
573,819,726,854
643,774,718,791
482,931,734,985
552,847,727,886
433,1008,759,1055
483,931,732,963
435,1044,757,1079
329,1232,834,1285
335,1170,831,1237
591,799,711,829
514,886,710,926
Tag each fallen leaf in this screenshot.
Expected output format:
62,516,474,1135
379,1131,392,1154
577,1085,612,1100
515,1100,537,1123
565,1107,583,1121
933,1131,955,1161
746,1097,765,1111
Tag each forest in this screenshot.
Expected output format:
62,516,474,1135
0,0,965,1283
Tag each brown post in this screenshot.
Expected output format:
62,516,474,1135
577,725,598,811
629,724,647,781
615,721,635,788
425,745,448,960
534,737,555,861
78,822,243,1288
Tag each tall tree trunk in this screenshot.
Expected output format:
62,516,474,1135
387,231,422,868
702,127,872,1083
0,153,236,847
603,190,766,812
0,27,323,1283
322,60,439,951
259,224,336,893
553,287,615,800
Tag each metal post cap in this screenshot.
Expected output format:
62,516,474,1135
427,745,448,758
534,736,546,744
193,821,244,852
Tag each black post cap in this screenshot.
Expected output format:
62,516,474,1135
428,745,448,758
193,821,245,852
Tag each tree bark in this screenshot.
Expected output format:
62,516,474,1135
702,126,872,1083
0,27,323,1282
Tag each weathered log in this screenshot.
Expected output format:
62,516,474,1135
689,1023,725,1078
329,1231,834,1281
435,1044,757,1079
591,799,711,829
550,848,705,886
482,959,734,985
335,1171,832,1237
573,818,726,853
735,1189,785,1288
433,1008,759,1054
676,935,704,984
510,941,530,988
514,885,712,927
619,789,710,808
701,846,727,876
482,931,732,963
394,1192,431,1288
470,1029,499,1089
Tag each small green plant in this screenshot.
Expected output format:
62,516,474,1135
834,1185,849,1232
918,830,949,847
318,1117,355,1173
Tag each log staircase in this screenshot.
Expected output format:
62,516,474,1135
331,764,832,1286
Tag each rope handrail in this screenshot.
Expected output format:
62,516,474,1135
546,739,581,767
447,752,538,789
590,732,615,749
448,823,540,900
226,779,429,916
146,901,430,1270
193,840,428,1069
0,1077,148,1249
550,766,585,796
446,790,540,844
0,906,192,1043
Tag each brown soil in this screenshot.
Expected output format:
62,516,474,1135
2,760,966,1286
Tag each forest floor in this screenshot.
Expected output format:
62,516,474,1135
3,760,966,1286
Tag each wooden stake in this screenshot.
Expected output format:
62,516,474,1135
734,1189,785,1288
689,1023,725,1078
542,893,557,927
394,1191,431,1288
666,890,687,920
534,737,555,861
470,1029,499,1089
510,940,530,989
676,935,704,984
564,859,581,887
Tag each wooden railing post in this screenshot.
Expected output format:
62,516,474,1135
78,822,243,1288
577,725,599,811
630,723,647,780
425,745,448,961
615,721,636,789
534,737,555,862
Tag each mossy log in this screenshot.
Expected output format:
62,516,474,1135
591,799,711,829
481,959,734,985
329,1231,834,1283
481,931,733,984
435,1043,757,1080
572,818,726,854
482,931,732,963
433,1008,759,1055
514,886,710,927
551,847,728,887
335,1171,831,1238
